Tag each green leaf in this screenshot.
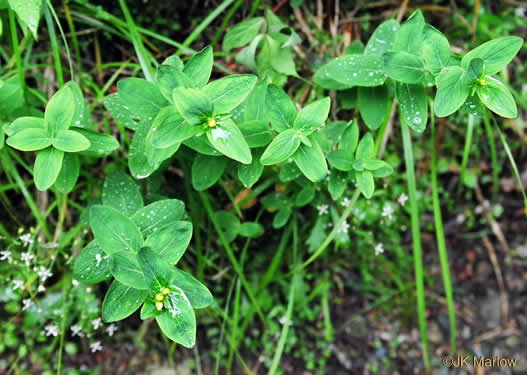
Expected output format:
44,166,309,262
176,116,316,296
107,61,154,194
110,251,148,289
145,221,192,265
155,65,193,100
244,78,270,121
461,36,523,75
295,185,315,207
90,205,144,255
155,287,196,348
477,76,518,118
327,150,354,171
292,139,328,182
55,153,79,194
357,170,374,199
75,129,119,157
264,85,297,133
238,120,273,147
183,134,222,156
207,118,252,164
183,45,213,88
6,128,50,151
4,116,45,137
339,121,359,152
260,129,300,165
396,83,428,132
34,147,64,191
173,87,213,125
358,85,389,131
466,58,485,84
129,120,161,179
268,38,298,76
314,55,386,89
422,25,450,75
52,129,90,152
0,77,24,115
151,106,200,148
279,161,301,182
140,301,157,320
73,240,112,284
102,169,143,217
272,207,291,229
215,211,241,242
223,17,265,50
45,85,76,137
146,131,180,167
238,156,264,188
191,154,227,191
236,34,263,71
370,162,393,177
294,97,330,135
364,19,399,57
8,0,42,38
434,66,471,117
203,75,257,114
138,247,173,290
102,281,148,323
239,222,264,238
382,51,425,84
132,199,185,238
393,9,425,54
345,40,365,55
328,170,347,200
104,93,141,131
117,78,168,119
169,268,213,309
355,133,375,160
162,55,184,71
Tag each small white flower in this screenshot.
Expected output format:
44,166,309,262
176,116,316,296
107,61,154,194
90,341,103,353
398,193,408,206
381,205,394,221
12,279,24,290
22,299,32,310
42,243,59,249
374,243,384,256
20,252,34,266
106,324,118,336
72,279,79,287
515,7,526,17
278,316,292,326
0,251,12,261
456,213,466,224
341,198,351,207
37,285,46,293
71,325,84,337
91,317,103,330
44,324,59,337
19,233,34,247
37,267,53,282
95,253,102,267
338,221,350,234
316,204,329,215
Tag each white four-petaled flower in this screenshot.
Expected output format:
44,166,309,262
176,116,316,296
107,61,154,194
338,221,350,234
37,266,53,282
398,193,408,206
381,205,394,220
19,233,33,247
90,341,103,353
0,251,12,261
91,317,103,330
106,324,118,336
375,243,384,256
71,325,83,337
341,198,351,207
44,324,59,337
22,299,32,310
316,204,329,215
21,252,34,266
12,279,24,290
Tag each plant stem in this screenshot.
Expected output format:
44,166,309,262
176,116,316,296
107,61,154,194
401,117,430,371
211,0,244,48
430,103,456,353
8,8,26,97
483,114,499,202
299,188,360,270
199,191,268,326
457,114,475,196
44,2,65,87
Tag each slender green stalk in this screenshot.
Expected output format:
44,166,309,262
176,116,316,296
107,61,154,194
199,191,268,326
430,103,456,353
483,114,499,201
299,188,360,270
457,114,475,196
46,0,74,80
401,117,430,371
496,125,527,214
118,0,154,81
8,9,26,97
176,0,235,56
62,0,83,82
211,0,244,47
44,3,64,87
269,216,299,375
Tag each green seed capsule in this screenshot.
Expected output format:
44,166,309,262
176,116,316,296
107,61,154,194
162,288,170,296
155,293,164,301
155,301,164,311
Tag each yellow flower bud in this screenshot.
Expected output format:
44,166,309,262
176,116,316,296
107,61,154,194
155,293,164,301
155,301,164,311
162,288,170,295
208,118,216,128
